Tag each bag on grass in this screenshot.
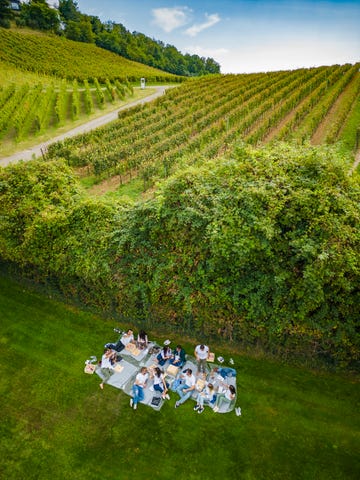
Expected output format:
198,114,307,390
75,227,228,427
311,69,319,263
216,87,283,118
151,396,161,406
84,363,96,374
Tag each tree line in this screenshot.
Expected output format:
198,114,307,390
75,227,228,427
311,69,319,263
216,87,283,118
0,0,221,77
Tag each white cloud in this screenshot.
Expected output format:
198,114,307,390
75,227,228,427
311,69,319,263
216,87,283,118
184,45,228,59
184,13,220,37
151,7,192,33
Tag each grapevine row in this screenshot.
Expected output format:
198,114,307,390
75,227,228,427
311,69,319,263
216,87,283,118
0,78,132,145
46,65,359,189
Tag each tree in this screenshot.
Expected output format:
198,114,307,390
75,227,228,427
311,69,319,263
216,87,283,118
58,0,80,22
0,0,12,28
19,0,60,32
64,17,95,43
205,57,221,74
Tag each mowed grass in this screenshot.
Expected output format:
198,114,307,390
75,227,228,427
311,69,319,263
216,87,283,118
0,273,359,480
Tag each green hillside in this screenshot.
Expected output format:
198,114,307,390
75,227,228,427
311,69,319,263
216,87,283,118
0,27,184,82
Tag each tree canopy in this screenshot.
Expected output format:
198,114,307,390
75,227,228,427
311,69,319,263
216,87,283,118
18,0,60,32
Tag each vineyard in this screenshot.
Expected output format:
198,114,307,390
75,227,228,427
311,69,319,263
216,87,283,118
0,28,183,82
45,63,360,192
0,76,135,145
0,27,185,155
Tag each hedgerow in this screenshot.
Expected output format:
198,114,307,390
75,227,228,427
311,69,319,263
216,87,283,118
0,143,359,370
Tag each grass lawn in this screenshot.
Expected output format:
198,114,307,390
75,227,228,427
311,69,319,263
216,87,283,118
0,273,359,480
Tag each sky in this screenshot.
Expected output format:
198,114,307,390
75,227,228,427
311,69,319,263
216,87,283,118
75,1,360,74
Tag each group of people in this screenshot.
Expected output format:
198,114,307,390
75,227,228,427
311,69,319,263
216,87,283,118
174,367,236,413
99,329,146,391
99,329,237,413
129,343,186,410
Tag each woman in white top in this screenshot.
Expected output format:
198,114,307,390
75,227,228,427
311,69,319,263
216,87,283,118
131,367,149,410
99,348,117,390
106,329,134,352
153,367,170,400
156,345,172,366
194,382,216,414
136,330,148,350
213,384,236,413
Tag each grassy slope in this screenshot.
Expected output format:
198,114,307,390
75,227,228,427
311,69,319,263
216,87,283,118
0,27,181,82
0,60,57,87
0,273,359,480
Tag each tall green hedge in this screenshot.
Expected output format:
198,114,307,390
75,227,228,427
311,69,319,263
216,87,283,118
0,143,359,369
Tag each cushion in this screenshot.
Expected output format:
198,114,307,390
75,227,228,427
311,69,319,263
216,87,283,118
208,352,215,362
166,365,179,377
113,364,124,373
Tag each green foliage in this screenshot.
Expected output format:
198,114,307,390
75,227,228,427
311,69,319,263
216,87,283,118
18,0,60,33
82,78,93,115
70,78,80,120
58,0,80,23
338,93,360,153
0,144,359,369
0,159,80,263
0,0,12,28
0,76,137,151
113,144,360,368
54,78,68,126
64,17,95,44
93,21,220,77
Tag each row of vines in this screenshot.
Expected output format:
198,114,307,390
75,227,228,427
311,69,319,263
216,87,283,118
0,78,133,144
47,63,360,188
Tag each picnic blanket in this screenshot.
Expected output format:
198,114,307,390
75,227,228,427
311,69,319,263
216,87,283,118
87,342,237,413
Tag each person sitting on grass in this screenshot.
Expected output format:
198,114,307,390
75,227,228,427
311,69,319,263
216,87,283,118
169,344,186,368
105,329,134,352
153,367,170,400
213,384,236,413
130,367,149,410
156,345,172,366
175,368,196,408
211,366,237,378
136,330,148,350
193,382,216,414
99,347,117,390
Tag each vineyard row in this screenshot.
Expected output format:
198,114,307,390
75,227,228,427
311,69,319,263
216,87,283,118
46,64,360,189
0,78,133,145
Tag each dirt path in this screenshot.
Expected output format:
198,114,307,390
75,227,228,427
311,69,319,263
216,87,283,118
349,148,360,175
0,86,169,168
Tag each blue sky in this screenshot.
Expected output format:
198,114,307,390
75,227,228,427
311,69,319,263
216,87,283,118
75,1,360,73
